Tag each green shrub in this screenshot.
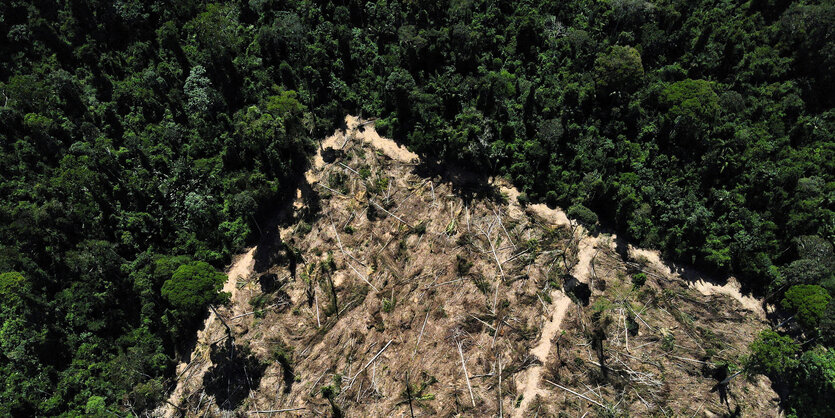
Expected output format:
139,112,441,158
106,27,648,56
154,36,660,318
782,284,831,331
411,221,427,236
631,272,647,288
382,297,396,313
517,192,529,206
456,255,473,276
661,333,676,351
567,204,598,227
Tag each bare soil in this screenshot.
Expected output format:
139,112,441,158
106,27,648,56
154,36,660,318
161,116,780,417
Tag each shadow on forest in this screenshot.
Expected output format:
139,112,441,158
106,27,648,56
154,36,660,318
203,340,267,410
173,311,212,361
611,231,766,306
252,166,322,276
259,273,279,293
708,363,743,417
412,159,503,206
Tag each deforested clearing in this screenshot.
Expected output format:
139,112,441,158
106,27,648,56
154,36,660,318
163,117,779,416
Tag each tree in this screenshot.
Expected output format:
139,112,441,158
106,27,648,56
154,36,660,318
791,346,835,417
782,285,832,331
568,204,599,228
0,272,30,309
184,65,212,116
161,261,230,324
1,0,834,414
659,79,719,122
594,45,644,92
748,330,799,376
821,302,835,345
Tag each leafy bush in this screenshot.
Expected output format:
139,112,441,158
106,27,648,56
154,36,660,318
631,272,647,288
748,330,799,376
568,204,598,227
782,285,831,331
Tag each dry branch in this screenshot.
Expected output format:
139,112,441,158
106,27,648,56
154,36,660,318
347,340,393,390
330,219,378,291
370,199,412,228
457,341,477,407
339,162,361,176
494,208,516,250
229,303,285,320
544,379,606,408
249,407,307,414
498,358,503,418
412,311,430,358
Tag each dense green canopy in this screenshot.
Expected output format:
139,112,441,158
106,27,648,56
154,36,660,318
0,0,833,414
161,261,229,319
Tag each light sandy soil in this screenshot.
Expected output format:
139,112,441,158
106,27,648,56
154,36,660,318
346,115,418,163
311,116,418,172
526,203,571,227
162,115,776,416
513,292,571,417
311,125,343,170
511,196,582,416
629,247,766,319
161,248,255,417
572,233,616,285
514,226,613,415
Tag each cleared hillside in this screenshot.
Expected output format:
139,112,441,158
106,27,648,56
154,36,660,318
162,117,779,417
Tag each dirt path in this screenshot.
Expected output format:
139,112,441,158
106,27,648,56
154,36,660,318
514,225,617,415
690,277,763,315
629,247,766,319
526,203,571,228
572,233,605,284
513,292,571,417
514,213,589,416
161,247,256,417
309,115,417,184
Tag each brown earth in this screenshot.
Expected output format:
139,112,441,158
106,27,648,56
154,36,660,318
160,116,780,417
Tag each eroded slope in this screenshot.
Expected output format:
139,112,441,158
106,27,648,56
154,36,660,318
163,116,779,417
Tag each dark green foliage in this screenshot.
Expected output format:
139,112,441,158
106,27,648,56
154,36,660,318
659,79,719,122
517,192,530,206
161,261,230,340
456,255,473,276
411,221,427,236
790,347,835,417
162,262,229,317
0,271,30,308
382,297,396,313
1,0,834,414
821,302,835,345
594,45,644,92
748,330,800,376
661,333,676,352
631,273,647,288
748,330,835,417
567,204,598,227
781,285,831,331
0,0,312,412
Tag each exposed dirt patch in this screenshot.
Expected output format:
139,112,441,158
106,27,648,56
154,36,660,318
347,115,419,164
513,292,571,417
629,247,766,319
162,116,778,417
526,203,570,228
